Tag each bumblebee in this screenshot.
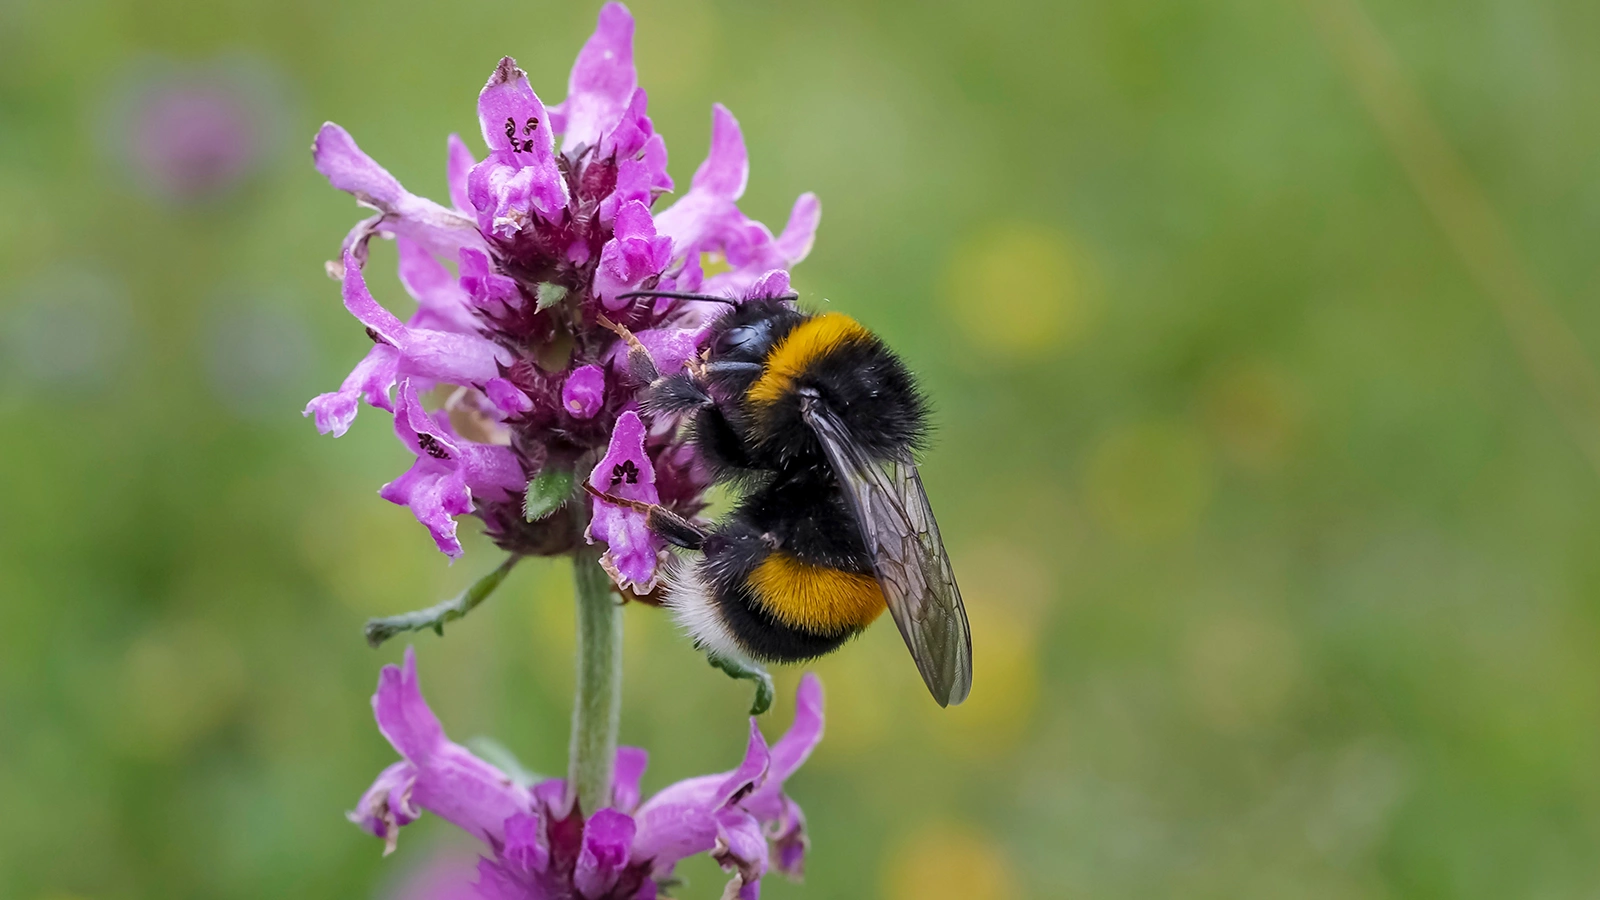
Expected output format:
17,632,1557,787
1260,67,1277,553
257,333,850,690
599,292,972,707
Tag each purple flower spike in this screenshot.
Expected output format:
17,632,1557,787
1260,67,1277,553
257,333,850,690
552,3,638,152
586,411,662,591
563,364,607,419
352,654,824,900
468,58,569,237
309,0,822,578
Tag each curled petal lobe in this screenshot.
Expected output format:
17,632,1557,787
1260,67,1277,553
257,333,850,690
313,123,485,258
500,812,549,874
715,720,772,809
770,795,809,878
458,248,523,315
313,121,403,204
745,270,791,301
555,2,637,152
446,133,476,214
486,377,534,414
653,105,749,254
563,364,606,419
606,327,702,379
341,253,506,386
593,200,673,310
774,192,821,264
600,131,672,224
575,808,637,898
763,674,823,790
304,342,398,436
632,720,772,875
712,810,769,899
380,380,523,557
613,746,649,814
368,648,533,847
691,103,749,200
396,237,478,334
586,411,662,590
347,760,419,854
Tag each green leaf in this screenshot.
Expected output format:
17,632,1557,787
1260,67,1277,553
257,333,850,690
363,555,521,648
524,468,575,521
535,282,568,311
707,653,776,716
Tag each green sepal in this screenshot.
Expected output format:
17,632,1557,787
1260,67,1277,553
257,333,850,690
535,282,568,311
363,555,520,648
524,467,576,521
707,653,775,716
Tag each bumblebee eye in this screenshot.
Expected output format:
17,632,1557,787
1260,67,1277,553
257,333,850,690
714,323,767,357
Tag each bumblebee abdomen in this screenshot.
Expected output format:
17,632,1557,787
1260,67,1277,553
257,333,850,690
743,312,926,462
747,552,886,635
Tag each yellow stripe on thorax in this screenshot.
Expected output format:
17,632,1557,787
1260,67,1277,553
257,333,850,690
748,553,886,634
745,313,871,407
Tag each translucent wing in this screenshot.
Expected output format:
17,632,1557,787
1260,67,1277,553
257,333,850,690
802,397,973,706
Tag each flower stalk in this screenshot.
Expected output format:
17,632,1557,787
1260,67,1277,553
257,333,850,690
569,544,623,815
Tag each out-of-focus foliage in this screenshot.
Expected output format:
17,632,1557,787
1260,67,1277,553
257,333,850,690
4,0,1600,897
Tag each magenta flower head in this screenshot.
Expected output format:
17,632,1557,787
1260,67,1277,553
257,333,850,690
351,649,825,900
305,1,819,589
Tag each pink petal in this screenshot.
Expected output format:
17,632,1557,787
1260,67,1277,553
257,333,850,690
555,2,638,152
446,133,476,214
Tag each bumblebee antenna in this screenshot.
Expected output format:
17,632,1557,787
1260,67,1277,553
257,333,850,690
616,290,741,306
615,290,802,306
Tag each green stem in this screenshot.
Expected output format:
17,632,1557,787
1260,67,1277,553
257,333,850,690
568,543,623,815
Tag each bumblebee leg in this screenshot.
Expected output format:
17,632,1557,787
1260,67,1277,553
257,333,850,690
644,372,714,415
582,483,710,550
596,314,660,383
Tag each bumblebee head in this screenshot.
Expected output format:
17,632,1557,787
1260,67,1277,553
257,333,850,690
705,298,801,365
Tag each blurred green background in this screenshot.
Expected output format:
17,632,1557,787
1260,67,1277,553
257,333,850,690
4,0,1600,897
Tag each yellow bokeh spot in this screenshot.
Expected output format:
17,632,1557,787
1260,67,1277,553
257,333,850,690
631,0,720,95
944,222,1093,357
113,619,247,759
299,490,452,618
1181,614,1301,734
1085,419,1213,542
929,615,1039,757
884,822,1018,900
805,635,902,756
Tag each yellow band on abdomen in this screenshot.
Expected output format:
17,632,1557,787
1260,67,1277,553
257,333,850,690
748,552,886,635
745,313,871,407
